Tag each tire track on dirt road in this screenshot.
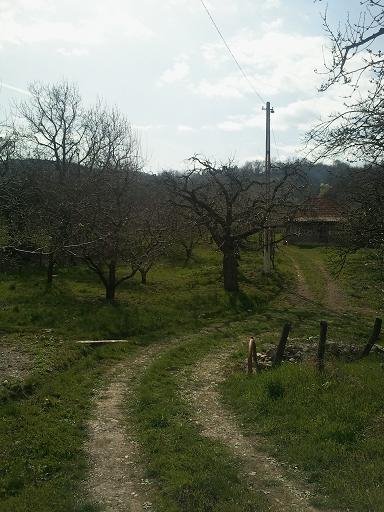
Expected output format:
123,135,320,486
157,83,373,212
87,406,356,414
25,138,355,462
84,344,167,512
183,344,340,512
288,252,347,314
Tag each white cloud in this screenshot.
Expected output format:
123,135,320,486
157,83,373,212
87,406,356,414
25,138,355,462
0,0,369,169
158,60,190,85
196,28,327,99
210,91,349,138
133,124,166,132
192,76,252,98
261,18,283,32
164,0,239,14
57,47,89,57
0,0,153,48
264,0,281,8
0,81,31,95
217,120,244,131
178,124,195,132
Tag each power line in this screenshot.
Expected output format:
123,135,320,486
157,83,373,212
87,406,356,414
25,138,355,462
199,0,281,160
199,0,266,104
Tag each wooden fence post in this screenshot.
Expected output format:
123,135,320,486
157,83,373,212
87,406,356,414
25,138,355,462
273,322,292,366
361,318,382,357
317,321,328,372
247,337,258,374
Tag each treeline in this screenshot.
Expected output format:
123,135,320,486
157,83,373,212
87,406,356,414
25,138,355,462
2,80,380,300
0,81,313,299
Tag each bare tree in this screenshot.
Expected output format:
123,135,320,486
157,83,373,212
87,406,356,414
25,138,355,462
15,81,85,179
9,81,143,288
170,209,203,266
164,156,303,292
68,110,143,302
307,80,384,163
127,218,168,284
330,165,384,276
309,2,384,163
307,2,384,273
70,168,138,302
0,129,17,176
317,1,384,91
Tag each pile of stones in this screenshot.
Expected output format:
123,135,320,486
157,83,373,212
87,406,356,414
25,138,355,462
253,338,367,369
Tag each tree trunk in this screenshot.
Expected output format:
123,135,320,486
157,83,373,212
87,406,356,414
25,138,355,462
105,285,116,302
139,269,148,285
222,242,238,292
183,243,194,266
105,261,117,303
47,252,55,289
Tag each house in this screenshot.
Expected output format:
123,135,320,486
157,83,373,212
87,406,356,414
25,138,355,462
286,196,345,245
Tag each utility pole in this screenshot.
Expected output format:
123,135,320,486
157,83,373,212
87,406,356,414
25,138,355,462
263,101,274,274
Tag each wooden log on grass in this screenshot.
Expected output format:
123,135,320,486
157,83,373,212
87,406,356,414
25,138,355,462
247,337,258,374
76,339,129,345
317,321,328,372
361,318,382,358
273,322,292,366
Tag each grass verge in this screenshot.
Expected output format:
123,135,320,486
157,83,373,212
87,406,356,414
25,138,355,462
222,350,384,511
132,333,271,512
0,342,142,512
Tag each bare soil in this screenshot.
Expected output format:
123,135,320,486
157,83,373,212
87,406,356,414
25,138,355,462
293,262,315,303
290,256,347,314
183,344,337,512
317,262,347,313
0,343,32,381
84,344,166,512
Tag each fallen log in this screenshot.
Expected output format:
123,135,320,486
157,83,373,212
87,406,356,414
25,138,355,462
76,339,129,345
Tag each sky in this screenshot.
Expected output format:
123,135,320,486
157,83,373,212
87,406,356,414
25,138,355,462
0,0,366,171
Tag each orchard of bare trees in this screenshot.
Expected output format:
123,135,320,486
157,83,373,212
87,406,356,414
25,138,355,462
0,80,313,301
10,73,384,303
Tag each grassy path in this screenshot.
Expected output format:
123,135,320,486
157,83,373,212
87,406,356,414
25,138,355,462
285,246,347,313
286,245,380,318
2,245,382,511
132,330,273,512
182,343,327,512
126,246,382,512
291,260,315,303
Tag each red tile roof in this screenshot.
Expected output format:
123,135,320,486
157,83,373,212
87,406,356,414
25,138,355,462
294,197,344,223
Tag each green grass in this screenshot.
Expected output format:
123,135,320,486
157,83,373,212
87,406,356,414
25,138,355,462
1,241,383,511
284,245,328,303
132,333,270,512
1,345,101,512
327,248,384,316
0,246,281,340
0,340,152,512
123,249,287,511
221,357,384,511
218,245,384,511
0,245,282,511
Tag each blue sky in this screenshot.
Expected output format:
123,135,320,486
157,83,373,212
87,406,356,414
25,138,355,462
0,0,365,171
